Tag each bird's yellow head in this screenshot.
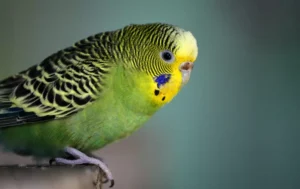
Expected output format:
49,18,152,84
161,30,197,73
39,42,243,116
118,23,198,107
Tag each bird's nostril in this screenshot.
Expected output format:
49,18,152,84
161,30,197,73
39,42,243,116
180,62,193,71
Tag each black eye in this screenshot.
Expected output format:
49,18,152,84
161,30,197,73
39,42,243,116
160,50,175,63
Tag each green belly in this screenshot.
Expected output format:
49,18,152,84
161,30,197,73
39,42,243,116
0,66,158,157
0,96,151,157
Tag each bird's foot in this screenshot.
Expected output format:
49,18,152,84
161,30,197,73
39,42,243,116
49,147,114,188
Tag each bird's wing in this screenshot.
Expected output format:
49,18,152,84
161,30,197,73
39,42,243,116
0,33,114,128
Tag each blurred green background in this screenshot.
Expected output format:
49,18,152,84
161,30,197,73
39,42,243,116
0,0,299,189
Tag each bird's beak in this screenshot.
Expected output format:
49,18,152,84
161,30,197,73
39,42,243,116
179,62,194,85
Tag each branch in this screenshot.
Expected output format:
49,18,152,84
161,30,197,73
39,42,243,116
0,164,106,189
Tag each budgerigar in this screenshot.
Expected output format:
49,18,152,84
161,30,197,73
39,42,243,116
0,23,198,187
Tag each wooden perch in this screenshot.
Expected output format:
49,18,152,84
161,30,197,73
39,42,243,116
0,164,106,189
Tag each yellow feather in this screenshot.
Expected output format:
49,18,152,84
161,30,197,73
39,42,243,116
175,30,198,62
138,29,198,107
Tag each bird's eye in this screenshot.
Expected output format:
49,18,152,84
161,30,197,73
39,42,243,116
160,50,175,63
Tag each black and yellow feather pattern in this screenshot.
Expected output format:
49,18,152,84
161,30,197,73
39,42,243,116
0,23,185,128
0,32,115,128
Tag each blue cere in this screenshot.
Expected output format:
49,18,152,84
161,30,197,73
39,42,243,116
154,74,171,88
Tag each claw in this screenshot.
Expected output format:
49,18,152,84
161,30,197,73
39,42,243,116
109,179,115,188
49,158,55,165
50,147,115,187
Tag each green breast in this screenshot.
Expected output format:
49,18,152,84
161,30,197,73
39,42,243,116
68,64,158,150
0,65,157,157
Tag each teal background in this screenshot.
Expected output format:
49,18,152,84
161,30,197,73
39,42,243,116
0,0,299,189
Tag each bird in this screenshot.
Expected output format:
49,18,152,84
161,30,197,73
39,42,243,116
0,23,198,187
